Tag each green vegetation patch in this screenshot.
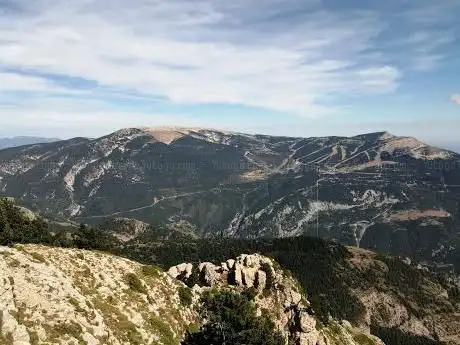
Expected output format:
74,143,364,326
182,289,284,345
29,251,47,263
148,315,179,345
44,320,85,343
353,333,378,345
125,272,147,294
92,299,143,344
178,286,193,306
141,264,162,278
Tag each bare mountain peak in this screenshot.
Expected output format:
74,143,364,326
379,131,396,140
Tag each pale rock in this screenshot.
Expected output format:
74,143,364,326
244,255,255,267
177,263,193,278
82,332,100,345
201,263,219,286
226,259,236,270
233,263,244,286
297,330,320,345
1,244,197,345
255,270,267,290
0,310,31,345
167,266,179,279
316,334,329,345
241,267,258,287
284,290,302,308
237,254,248,265
299,311,316,333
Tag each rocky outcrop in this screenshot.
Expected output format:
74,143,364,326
0,244,388,345
0,245,196,345
168,254,384,345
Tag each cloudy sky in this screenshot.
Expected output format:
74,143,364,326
0,0,459,149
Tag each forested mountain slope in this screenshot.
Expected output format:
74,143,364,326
1,128,460,268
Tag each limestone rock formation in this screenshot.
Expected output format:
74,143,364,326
168,254,384,345
0,244,388,345
0,245,196,345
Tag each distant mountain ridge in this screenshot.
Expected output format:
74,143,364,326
0,136,60,149
1,127,459,270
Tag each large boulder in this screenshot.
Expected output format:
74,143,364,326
167,266,180,278
255,270,267,291
200,263,219,286
241,267,258,288
233,263,244,286
167,262,193,279
226,259,236,270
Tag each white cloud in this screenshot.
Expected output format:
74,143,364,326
358,66,400,91
406,31,456,71
0,0,402,117
0,100,199,138
0,72,64,92
451,94,460,105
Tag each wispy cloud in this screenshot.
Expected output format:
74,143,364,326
0,0,459,137
0,0,398,117
451,94,460,105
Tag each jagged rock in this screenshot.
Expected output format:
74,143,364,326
255,270,267,290
298,311,316,333
168,263,193,279
296,330,320,345
243,254,255,267
234,263,243,286
165,253,394,345
167,266,180,278
241,267,258,287
226,259,236,270
283,290,302,308
181,263,194,278
200,263,219,286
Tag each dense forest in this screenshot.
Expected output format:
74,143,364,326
0,198,112,250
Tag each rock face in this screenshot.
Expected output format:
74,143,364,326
168,254,384,345
0,245,196,345
346,246,460,345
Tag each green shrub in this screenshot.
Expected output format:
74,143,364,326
141,264,162,278
178,286,193,306
29,252,46,263
125,273,147,294
148,315,178,345
182,290,284,345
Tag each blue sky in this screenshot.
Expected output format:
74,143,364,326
0,0,459,149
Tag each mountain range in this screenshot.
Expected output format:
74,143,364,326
1,127,459,269
0,136,60,149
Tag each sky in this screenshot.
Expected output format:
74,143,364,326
0,0,459,150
